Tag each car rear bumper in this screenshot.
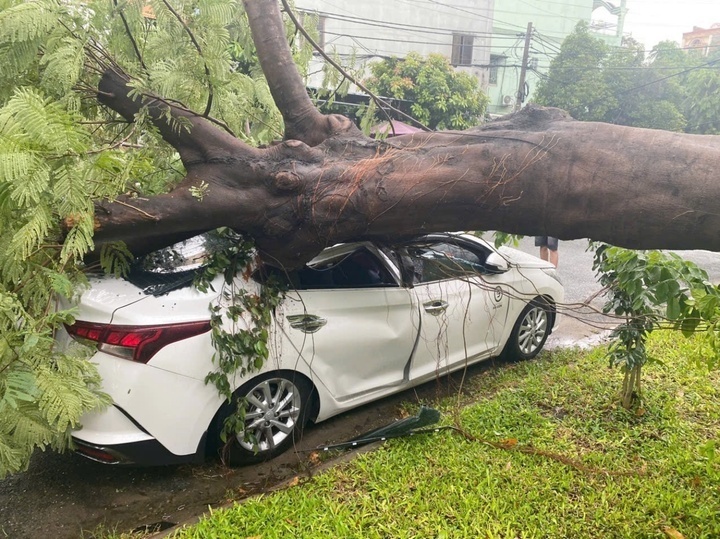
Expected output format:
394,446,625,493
72,403,206,466
73,437,205,466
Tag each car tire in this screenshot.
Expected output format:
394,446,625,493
501,297,552,362
209,371,314,466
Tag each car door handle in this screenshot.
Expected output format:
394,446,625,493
423,300,448,316
287,314,327,334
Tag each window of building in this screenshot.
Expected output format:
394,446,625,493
451,34,474,66
489,55,505,85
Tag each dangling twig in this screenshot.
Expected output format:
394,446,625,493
112,0,147,71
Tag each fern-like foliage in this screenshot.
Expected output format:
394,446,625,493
0,0,303,477
0,0,61,87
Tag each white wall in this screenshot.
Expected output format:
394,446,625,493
295,0,495,90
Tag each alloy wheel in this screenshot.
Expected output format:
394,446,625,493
517,305,548,355
238,377,302,452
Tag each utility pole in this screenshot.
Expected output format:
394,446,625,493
515,22,533,112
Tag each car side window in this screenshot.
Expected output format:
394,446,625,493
295,248,398,289
402,242,488,283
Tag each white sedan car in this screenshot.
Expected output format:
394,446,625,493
62,232,563,466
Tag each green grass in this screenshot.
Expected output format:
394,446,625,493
172,332,720,539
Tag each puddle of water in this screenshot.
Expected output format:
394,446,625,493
547,330,612,351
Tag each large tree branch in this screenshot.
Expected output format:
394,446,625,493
242,0,359,146
251,107,720,267
91,100,720,269
97,67,250,167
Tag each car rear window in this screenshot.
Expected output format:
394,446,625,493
126,231,240,296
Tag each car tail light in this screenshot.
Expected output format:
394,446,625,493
65,320,211,364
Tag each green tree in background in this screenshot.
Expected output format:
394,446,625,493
534,22,612,121
602,38,686,131
684,50,720,134
364,52,488,130
534,24,720,135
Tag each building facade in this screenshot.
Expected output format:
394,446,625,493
295,0,495,94
486,0,626,115
682,24,720,57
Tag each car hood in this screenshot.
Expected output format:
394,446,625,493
498,246,555,269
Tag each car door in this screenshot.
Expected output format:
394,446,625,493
278,245,418,400
398,239,510,380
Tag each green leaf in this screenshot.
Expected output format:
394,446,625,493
2,369,38,409
696,292,720,320
680,316,700,338
667,296,681,320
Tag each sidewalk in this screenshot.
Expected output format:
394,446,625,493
546,294,616,350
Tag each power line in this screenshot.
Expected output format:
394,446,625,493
322,30,530,50
612,56,720,93
539,64,719,71
532,32,564,52
319,24,719,76
404,0,529,32
307,10,499,39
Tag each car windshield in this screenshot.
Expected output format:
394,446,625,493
131,233,400,294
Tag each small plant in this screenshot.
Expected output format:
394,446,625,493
593,244,720,409
189,181,209,201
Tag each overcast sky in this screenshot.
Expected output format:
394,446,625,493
621,0,720,48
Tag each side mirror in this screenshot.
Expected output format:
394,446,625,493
485,252,509,273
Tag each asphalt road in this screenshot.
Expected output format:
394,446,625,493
515,236,720,304
2,238,719,538
515,237,720,348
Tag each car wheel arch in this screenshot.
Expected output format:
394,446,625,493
205,369,320,462
539,294,557,330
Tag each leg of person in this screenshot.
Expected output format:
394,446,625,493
535,236,549,261
548,249,558,267
547,237,559,267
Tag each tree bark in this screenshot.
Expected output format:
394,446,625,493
88,0,720,269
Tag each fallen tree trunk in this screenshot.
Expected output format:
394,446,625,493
88,0,720,268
